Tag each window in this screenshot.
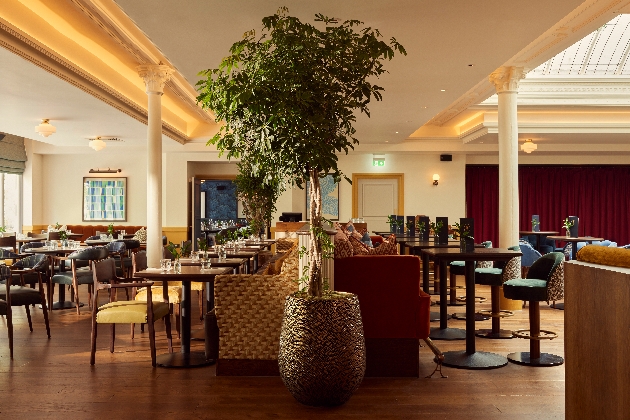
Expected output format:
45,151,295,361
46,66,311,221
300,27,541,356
0,173,21,232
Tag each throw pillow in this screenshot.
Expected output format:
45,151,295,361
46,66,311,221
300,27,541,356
371,236,398,255
334,237,353,259
133,227,147,242
348,235,371,255
360,231,373,247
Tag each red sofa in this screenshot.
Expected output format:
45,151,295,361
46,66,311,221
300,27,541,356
334,255,431,377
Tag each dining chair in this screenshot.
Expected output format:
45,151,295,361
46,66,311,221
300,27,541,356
0,255,50,340
47,231,61,241
163,246,205,320
51,246,109,314
11,255,51,302
0,265,13,358
503,252,565,367
19,241,45,253
131,250,181,338
90,258,173,366
106,241,128,277
0,235,17,252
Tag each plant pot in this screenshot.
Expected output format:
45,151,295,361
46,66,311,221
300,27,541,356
278,292,366,407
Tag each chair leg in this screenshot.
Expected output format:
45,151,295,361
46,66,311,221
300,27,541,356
110,324,115,353
7,307,13,359
130,323,135,339
90,319,97,365
73,281,81,315
198,291,204,321
25,305,33,332
148,318,157,367
40,291,51,339
175,304,181,339
164,312,173,354
49,283,54,313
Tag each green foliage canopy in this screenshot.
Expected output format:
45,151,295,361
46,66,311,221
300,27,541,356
196,7,406,186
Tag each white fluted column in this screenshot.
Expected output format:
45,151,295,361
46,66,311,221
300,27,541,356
137,64,173,268
489,66,525,249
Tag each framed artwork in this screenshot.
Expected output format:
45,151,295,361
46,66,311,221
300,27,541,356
306,174,339,220
83,177,127,222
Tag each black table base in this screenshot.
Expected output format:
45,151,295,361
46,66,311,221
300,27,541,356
429,327,466,340
430,311,451,322
452,312,489,321
475,328,514,339
441,350,508,370
507,352,564,367
156,351,215,368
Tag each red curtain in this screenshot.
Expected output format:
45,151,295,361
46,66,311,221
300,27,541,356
466,165,630,246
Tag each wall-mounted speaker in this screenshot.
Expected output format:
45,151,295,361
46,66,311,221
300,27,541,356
440,154,452,161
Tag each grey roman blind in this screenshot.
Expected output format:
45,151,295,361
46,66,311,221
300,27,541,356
0,133,27,174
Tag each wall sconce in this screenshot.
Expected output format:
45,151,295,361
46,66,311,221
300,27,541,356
372,154,385,167
432,174,440,186
89,168,121,174
35,119,56,137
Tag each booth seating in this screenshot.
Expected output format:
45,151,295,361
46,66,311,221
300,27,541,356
63,225,145,242
335,255,433,377
503,252,565,367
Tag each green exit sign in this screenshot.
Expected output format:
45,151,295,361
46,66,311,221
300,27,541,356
373,158,385,166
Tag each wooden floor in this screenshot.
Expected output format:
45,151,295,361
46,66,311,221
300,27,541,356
0,277,565,419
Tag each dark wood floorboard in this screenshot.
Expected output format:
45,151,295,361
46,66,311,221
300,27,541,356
0,278,565,419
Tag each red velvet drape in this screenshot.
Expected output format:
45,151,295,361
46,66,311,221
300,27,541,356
466,165,630,247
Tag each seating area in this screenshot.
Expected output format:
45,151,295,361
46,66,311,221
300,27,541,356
3,1,630,418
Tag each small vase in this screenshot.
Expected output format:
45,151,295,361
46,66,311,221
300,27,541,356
459,240,466,253
565,230,571,238
216,245,227,261
173,259,182,274
61,239,69,248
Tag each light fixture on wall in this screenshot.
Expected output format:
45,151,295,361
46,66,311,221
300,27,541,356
372,154,385,167
432,174,440,186
89,168,121,174
35,119,56,137
521,138,538,153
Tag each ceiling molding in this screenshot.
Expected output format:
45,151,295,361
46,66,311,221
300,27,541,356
426,0,630,128
69,0,215,124
0,17,188,144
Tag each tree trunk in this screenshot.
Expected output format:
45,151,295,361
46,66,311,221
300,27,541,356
308,168,323,297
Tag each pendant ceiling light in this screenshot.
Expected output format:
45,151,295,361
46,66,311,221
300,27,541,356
521,139,538,153
35,119,56,137
88,137,107,151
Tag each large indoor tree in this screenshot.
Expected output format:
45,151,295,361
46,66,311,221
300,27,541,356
197,7,405,297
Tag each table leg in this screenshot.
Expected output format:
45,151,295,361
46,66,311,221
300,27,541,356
49,256,81,310
429,259,465,341
422,254,430,293
156,280,212,368
441,261,508,370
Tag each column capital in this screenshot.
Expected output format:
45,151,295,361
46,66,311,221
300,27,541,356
489,66,526,93
137,64,174,95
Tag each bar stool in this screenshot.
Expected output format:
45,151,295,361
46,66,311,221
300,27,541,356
449,241,492,320
503,252,565,366
474,245,521,339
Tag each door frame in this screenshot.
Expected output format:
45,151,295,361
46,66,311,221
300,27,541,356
352,173,404,219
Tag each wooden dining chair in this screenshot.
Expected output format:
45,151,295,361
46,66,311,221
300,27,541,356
90,258,172,366
0,235,17,252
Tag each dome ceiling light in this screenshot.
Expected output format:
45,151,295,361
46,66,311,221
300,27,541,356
521,139,538,153
86,136,122,151
35,119,56,137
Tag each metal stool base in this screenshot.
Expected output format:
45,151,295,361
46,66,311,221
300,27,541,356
475,328,514,339
441,350,508,370
507,352,564,367
451,312,489,321
429,327,466,341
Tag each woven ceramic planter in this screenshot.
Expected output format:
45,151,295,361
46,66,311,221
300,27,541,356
278,292,366,407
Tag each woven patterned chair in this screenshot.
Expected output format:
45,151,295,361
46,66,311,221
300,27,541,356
0,265,13,358
132,251,182,338
51,246,109,314
503,252,565,367
0,256,50,340
474,245,521,339
211,273,298,375
90,258,173,366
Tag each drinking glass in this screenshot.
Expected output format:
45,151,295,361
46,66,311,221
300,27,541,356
201,259,212,270
160,259,172,271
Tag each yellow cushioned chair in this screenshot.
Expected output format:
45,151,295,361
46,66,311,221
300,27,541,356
90,258,173,366
132,250,182,338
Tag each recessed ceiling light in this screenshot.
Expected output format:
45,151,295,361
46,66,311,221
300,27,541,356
395,131,399,134
480,142,484,144
441,89,446,92
385,141,389,143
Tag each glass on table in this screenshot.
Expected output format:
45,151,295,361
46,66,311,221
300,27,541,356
201,259,212,270
160,259,172,272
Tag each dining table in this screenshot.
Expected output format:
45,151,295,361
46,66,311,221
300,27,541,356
518,230,559,253
179,257,247,273
546,235,604,260
23,246,85,310
204,248,260,273
134,265,233,368
421,247,522,369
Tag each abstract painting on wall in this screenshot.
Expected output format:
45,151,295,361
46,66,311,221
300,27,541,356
306,174,339,221
83,177,127,221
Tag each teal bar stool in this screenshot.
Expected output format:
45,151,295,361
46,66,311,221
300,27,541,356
474,245,521,339
503,252,565,366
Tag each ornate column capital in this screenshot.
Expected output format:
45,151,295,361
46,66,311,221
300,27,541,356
137,64,174,95
489,66,526,93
